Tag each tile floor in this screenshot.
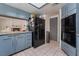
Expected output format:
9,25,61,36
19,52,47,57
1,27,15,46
13,40,67,56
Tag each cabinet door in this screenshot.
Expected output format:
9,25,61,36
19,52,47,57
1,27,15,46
26,34,32,48
16,34,26,52
27,39,32,48
11,36,17,54
0,36,13,56
61,4,68,19
67,3,76,12
23,34,27,49
61,6,66,18
67,9,76,17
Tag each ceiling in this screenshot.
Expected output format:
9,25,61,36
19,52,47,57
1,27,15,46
5,3,65,16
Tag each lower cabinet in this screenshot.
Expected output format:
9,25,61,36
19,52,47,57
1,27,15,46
12,36,17,54
23,33,32,49
0,32,32,56
27,38,32,48
0,36,13,56
15,33,32,53
26,34,32,48
61,40,76,56
16,34,26,52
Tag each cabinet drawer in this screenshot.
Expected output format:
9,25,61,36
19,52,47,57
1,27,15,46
0,36,10,40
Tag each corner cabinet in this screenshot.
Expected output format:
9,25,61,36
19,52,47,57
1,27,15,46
0,32,32,56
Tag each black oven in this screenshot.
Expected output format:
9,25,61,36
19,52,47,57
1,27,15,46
61,13,76,48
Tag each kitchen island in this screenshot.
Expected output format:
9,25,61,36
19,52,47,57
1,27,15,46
0,31,32,56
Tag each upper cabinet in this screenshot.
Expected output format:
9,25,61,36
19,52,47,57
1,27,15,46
61,4,67,18
0,4,31,19
61,3,79,34
0,35,13,56
61,3,76,19
67,3,76,12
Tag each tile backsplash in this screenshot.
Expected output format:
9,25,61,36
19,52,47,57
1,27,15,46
0,16,28,32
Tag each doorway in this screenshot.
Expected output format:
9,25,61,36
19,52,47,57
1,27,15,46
50,17,58,41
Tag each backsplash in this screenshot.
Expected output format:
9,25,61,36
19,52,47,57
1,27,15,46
0,16,28,32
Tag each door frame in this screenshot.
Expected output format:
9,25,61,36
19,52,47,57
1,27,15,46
50,15,60,45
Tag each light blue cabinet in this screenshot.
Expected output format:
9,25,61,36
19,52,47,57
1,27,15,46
0,36,13,56
23,33,32,49
61,41,76,56
0,4,31,19
61,4,67,18
61,6,65,18
67,8,76,17
0,32,32,56
26,34,32,48
24,34,28,49
61,3,76,19
16,34,26,52
12,36,17,54
61,3,77,56
67,3,76,12
15,32,32,52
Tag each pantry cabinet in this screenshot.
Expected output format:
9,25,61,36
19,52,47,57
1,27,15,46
61,3,78,56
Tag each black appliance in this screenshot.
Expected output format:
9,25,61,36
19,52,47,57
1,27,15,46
61,13,76,47
31,17,45,48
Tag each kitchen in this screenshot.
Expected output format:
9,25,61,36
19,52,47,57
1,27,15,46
0,14,32,56
0,3,79,56
0,3,45,56
0,3,32,56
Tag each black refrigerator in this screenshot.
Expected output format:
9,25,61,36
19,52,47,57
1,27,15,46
32,17,45,48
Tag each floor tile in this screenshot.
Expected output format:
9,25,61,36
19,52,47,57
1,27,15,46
13,40,67,56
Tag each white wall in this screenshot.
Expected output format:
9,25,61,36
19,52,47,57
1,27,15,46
58,9,61,48
50,13,61,48
41,15,50,43
42,13,61,48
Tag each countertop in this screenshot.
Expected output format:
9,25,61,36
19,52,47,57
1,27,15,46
0,31,32,36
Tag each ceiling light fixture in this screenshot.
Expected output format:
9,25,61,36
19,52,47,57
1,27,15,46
29,3,48,9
